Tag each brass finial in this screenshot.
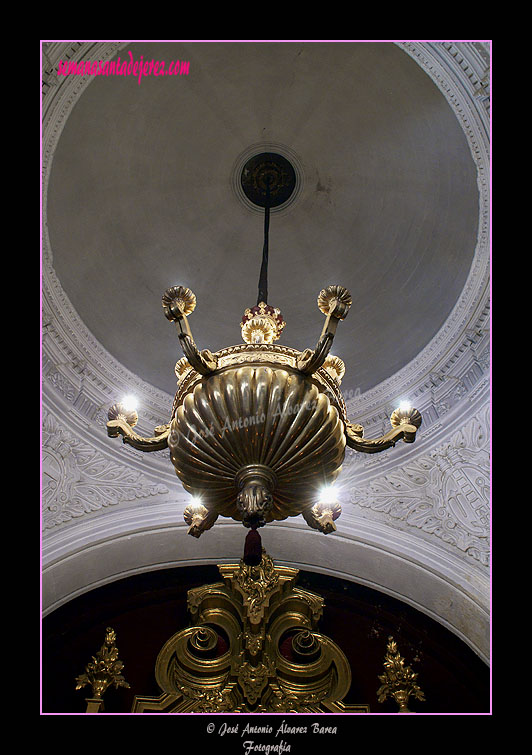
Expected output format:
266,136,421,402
377,636,425,713
162,285,196,319
75,627,130,711
317,285,352,319
107,402,138,428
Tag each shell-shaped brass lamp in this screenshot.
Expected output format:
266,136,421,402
107,282,422,538
106,149,420,539
170,365,346,529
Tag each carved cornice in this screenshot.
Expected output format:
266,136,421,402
41,327,174,485
42,254,173,430
346,305,490,451
41,41,174,460
42,510,490,660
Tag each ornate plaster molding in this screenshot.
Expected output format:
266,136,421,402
41,387,490,660
42,266,173,434
347,401,490,570
42,513,489,662
42,406,171,529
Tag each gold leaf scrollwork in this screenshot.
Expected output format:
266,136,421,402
243,629,264,656
131,550,369,713
236,550,279,620
176,681,235,713
264,680,333,713
238,659,272,705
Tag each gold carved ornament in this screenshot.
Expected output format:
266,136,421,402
75,627,130,712
376,636,426,713
130,549,369,713
71,570,429,713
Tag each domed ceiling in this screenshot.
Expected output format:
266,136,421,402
46,41,478,397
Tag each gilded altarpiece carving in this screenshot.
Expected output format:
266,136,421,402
132,551,369,713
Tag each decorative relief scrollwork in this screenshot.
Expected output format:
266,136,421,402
235,550,280,622
243,628,265,656
237,659,272,705
261,682,333,713
42,410,169,529
46,369,78,402
351,404,490,566
173,679,237,713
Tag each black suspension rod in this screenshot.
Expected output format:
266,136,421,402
257,180,271,305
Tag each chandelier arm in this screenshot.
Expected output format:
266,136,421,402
297,286,352,375
107,420,170,451
319,311,341,340
175,313,193,339
296,332,335,375
344,421,419,454
178,333,218,375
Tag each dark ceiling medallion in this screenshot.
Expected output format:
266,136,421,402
240,152,297,208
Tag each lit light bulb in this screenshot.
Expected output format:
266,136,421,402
319,485,338,505
398,401,411,412
121,395,138,412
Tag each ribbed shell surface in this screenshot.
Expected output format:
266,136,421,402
168,365,346,522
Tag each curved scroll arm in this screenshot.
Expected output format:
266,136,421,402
107,403,170,452
178,333,218,375
296,332,334,375
162,285,216,376
345,408,422,454
297,285,351,376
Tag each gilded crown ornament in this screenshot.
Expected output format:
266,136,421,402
106,152,422,542
241,302,285,344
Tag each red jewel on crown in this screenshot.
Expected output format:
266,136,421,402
240,302,286,342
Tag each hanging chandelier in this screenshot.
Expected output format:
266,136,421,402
107,152,422,547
